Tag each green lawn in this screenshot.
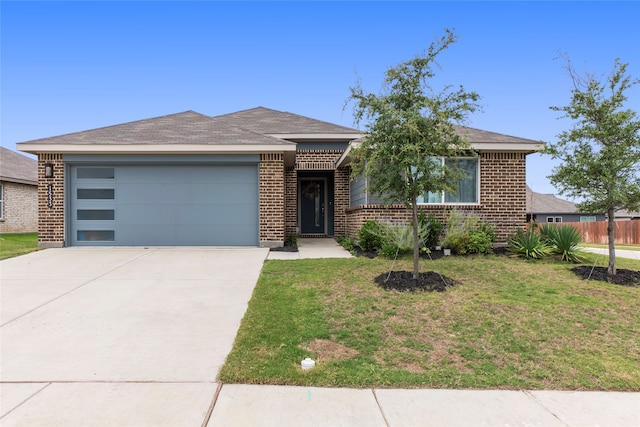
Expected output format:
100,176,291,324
219,253,640,390
0,233,40,260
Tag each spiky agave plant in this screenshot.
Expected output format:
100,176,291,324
508,229,552,259
545,225,586,263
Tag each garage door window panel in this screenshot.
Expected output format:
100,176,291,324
77,167,115,179
77,209,115,221
77,230,115,242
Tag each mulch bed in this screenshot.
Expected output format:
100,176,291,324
374,271,459,292
571,266,640,286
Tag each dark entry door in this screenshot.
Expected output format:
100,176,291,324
300,179,325,234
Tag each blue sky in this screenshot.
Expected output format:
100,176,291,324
2,1,639,197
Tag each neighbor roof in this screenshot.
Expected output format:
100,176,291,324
18,111,294,148
0,147,37,185
526,186,578,213
213,107,360,136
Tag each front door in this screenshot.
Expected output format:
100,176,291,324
300,179,325,234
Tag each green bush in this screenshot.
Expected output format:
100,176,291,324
357,220,383,252
378,222,414,258
418,212,443,249
508,229,552,259
285,233,298,248
467,230,494,254
441,210,495,255
335,235,355,252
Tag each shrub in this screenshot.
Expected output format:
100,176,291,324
441,210,495,255
467,230,494,254
378,222,414,258
336,235,355,252
418,212,443,249
357,220,384,252
285,233,298,248
508,229,552,259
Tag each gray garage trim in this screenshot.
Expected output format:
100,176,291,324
67,156,259,246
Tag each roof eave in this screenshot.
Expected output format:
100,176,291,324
0,176,38,186
469,142,545,153
268,133,363,140
17,143,298,155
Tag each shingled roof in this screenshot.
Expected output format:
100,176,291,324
455,125,541,144
526,186,578,213
0,147,37,185
213,107,360,135
18,111,294,147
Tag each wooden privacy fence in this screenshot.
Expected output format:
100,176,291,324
566,220,640,245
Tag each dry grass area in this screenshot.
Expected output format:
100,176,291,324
219,253,640,390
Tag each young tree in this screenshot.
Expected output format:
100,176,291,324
347,29,481,279
546,57,640,275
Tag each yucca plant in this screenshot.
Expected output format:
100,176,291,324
544,225,586,263
508,229,552,259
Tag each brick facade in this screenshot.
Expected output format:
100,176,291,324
259,153,285,247
30,150,527,247
0,181,38,233
345,152,528,244
37,154,65,247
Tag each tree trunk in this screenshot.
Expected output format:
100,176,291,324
607,207,616,275
412,200,420,280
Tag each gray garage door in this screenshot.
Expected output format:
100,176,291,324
70,164,258,246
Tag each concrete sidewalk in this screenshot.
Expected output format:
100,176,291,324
582,246,640,260
208,385,640,426
267,237,352,260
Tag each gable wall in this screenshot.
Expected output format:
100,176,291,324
0,181,38,233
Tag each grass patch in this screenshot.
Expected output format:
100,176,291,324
219,253,640,390
0,233,40,260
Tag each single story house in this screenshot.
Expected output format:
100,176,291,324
0,147,38,233
17,107,542,248
526,186,606,223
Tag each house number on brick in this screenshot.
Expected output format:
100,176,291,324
47,184,53,208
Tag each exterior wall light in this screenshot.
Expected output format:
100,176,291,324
44,163,54,178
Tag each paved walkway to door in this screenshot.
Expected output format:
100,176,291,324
0,247,268,426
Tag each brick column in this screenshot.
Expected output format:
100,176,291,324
333,167,350,236
38,153,65,247
284,167,297,235
259,153,285,247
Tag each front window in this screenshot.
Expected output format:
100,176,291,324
417,158,479,204
0,184,3,219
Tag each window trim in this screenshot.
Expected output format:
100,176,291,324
0,183,3,220
416,157,480,205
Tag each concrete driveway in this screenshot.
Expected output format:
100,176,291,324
0,247,268,426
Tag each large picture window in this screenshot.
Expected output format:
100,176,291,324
417,158,479,204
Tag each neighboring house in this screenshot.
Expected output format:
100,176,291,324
0,147,38,233
17,107,542,248
525,186,606,223
615,209,640,221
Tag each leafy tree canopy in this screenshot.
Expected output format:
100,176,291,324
348,29,481,208
546,56,640,274
346,29,481,278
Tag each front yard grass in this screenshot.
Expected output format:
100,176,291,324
0,233,40,260
219,253,640,390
